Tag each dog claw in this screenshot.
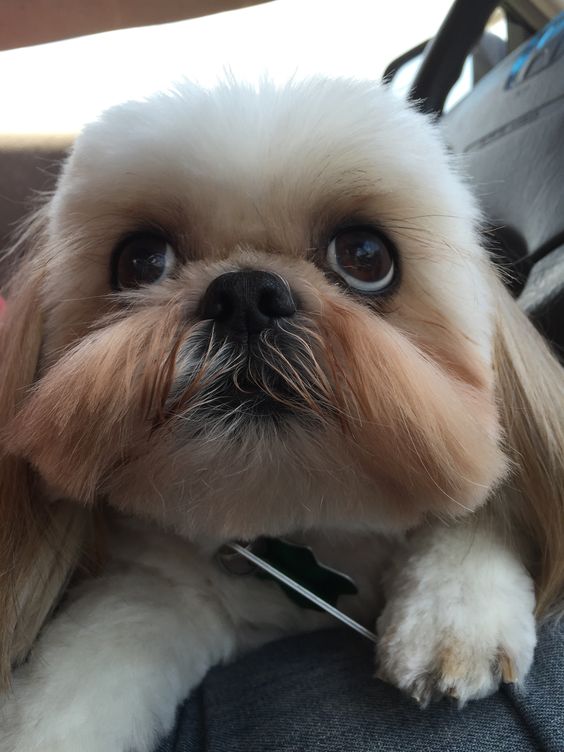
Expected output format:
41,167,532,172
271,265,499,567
445,685,459,699
499,650,517,684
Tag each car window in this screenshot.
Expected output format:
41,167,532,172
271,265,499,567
389,8,509,112
0,0,455,137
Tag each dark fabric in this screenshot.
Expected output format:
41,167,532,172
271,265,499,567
503,621,564,752
156,622,564,752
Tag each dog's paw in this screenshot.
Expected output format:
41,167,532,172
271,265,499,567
375,527,537,706
376,619,534,706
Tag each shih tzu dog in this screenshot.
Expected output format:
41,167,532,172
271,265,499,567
0,77,563,752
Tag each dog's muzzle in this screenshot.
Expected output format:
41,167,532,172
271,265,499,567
165,269,329,428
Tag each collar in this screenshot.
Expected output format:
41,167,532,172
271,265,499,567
217,536,377,643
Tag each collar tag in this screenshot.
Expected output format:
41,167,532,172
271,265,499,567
217,538,377,643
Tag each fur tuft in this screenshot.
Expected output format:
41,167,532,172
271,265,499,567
493,281,564,617
0,229,89,686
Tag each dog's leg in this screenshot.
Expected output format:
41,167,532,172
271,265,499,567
0,525,316,752
376,517,537,705
0,568,234,751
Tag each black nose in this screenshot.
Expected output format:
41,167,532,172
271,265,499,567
199,270,297,335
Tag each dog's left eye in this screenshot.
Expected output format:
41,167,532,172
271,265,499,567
327,227,396,294
112,233,175,290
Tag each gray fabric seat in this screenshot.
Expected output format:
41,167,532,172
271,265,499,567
156,622,564,752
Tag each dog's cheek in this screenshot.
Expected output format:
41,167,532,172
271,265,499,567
8,363,143,502
321,298,507,522
7,309,182,502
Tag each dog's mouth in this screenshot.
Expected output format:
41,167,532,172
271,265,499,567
164,320,331,430
209,367,294,417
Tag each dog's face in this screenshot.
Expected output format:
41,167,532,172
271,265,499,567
9,79,507,541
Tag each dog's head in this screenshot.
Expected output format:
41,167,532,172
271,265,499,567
3,78,563,677
4,79,507,540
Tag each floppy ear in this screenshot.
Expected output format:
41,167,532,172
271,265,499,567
0,220,90,687
493,279,564,617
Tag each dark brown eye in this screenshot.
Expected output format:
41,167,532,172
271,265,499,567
112,233,175,290
327,227,396,293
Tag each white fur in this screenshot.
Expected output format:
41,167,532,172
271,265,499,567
0,78,538,751
0,521,331,752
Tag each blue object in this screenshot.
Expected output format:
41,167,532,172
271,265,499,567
507,11,564,88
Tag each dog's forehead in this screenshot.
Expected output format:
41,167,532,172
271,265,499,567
54,79,456,251
76,79,422,179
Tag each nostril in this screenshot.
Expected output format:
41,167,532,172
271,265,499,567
258,285,297,319
212,291,233,322
200,286,235,323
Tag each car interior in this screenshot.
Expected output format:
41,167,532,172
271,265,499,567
385,0,564,359
1,0,563,360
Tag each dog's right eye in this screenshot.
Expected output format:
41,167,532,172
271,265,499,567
112,233,176,291
327,226,397,294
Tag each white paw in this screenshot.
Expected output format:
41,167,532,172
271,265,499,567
376,527,537,705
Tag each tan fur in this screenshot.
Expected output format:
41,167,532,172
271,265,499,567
321,296,505,520
0,255,89,686
492,281,564,617
6,252,506,536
